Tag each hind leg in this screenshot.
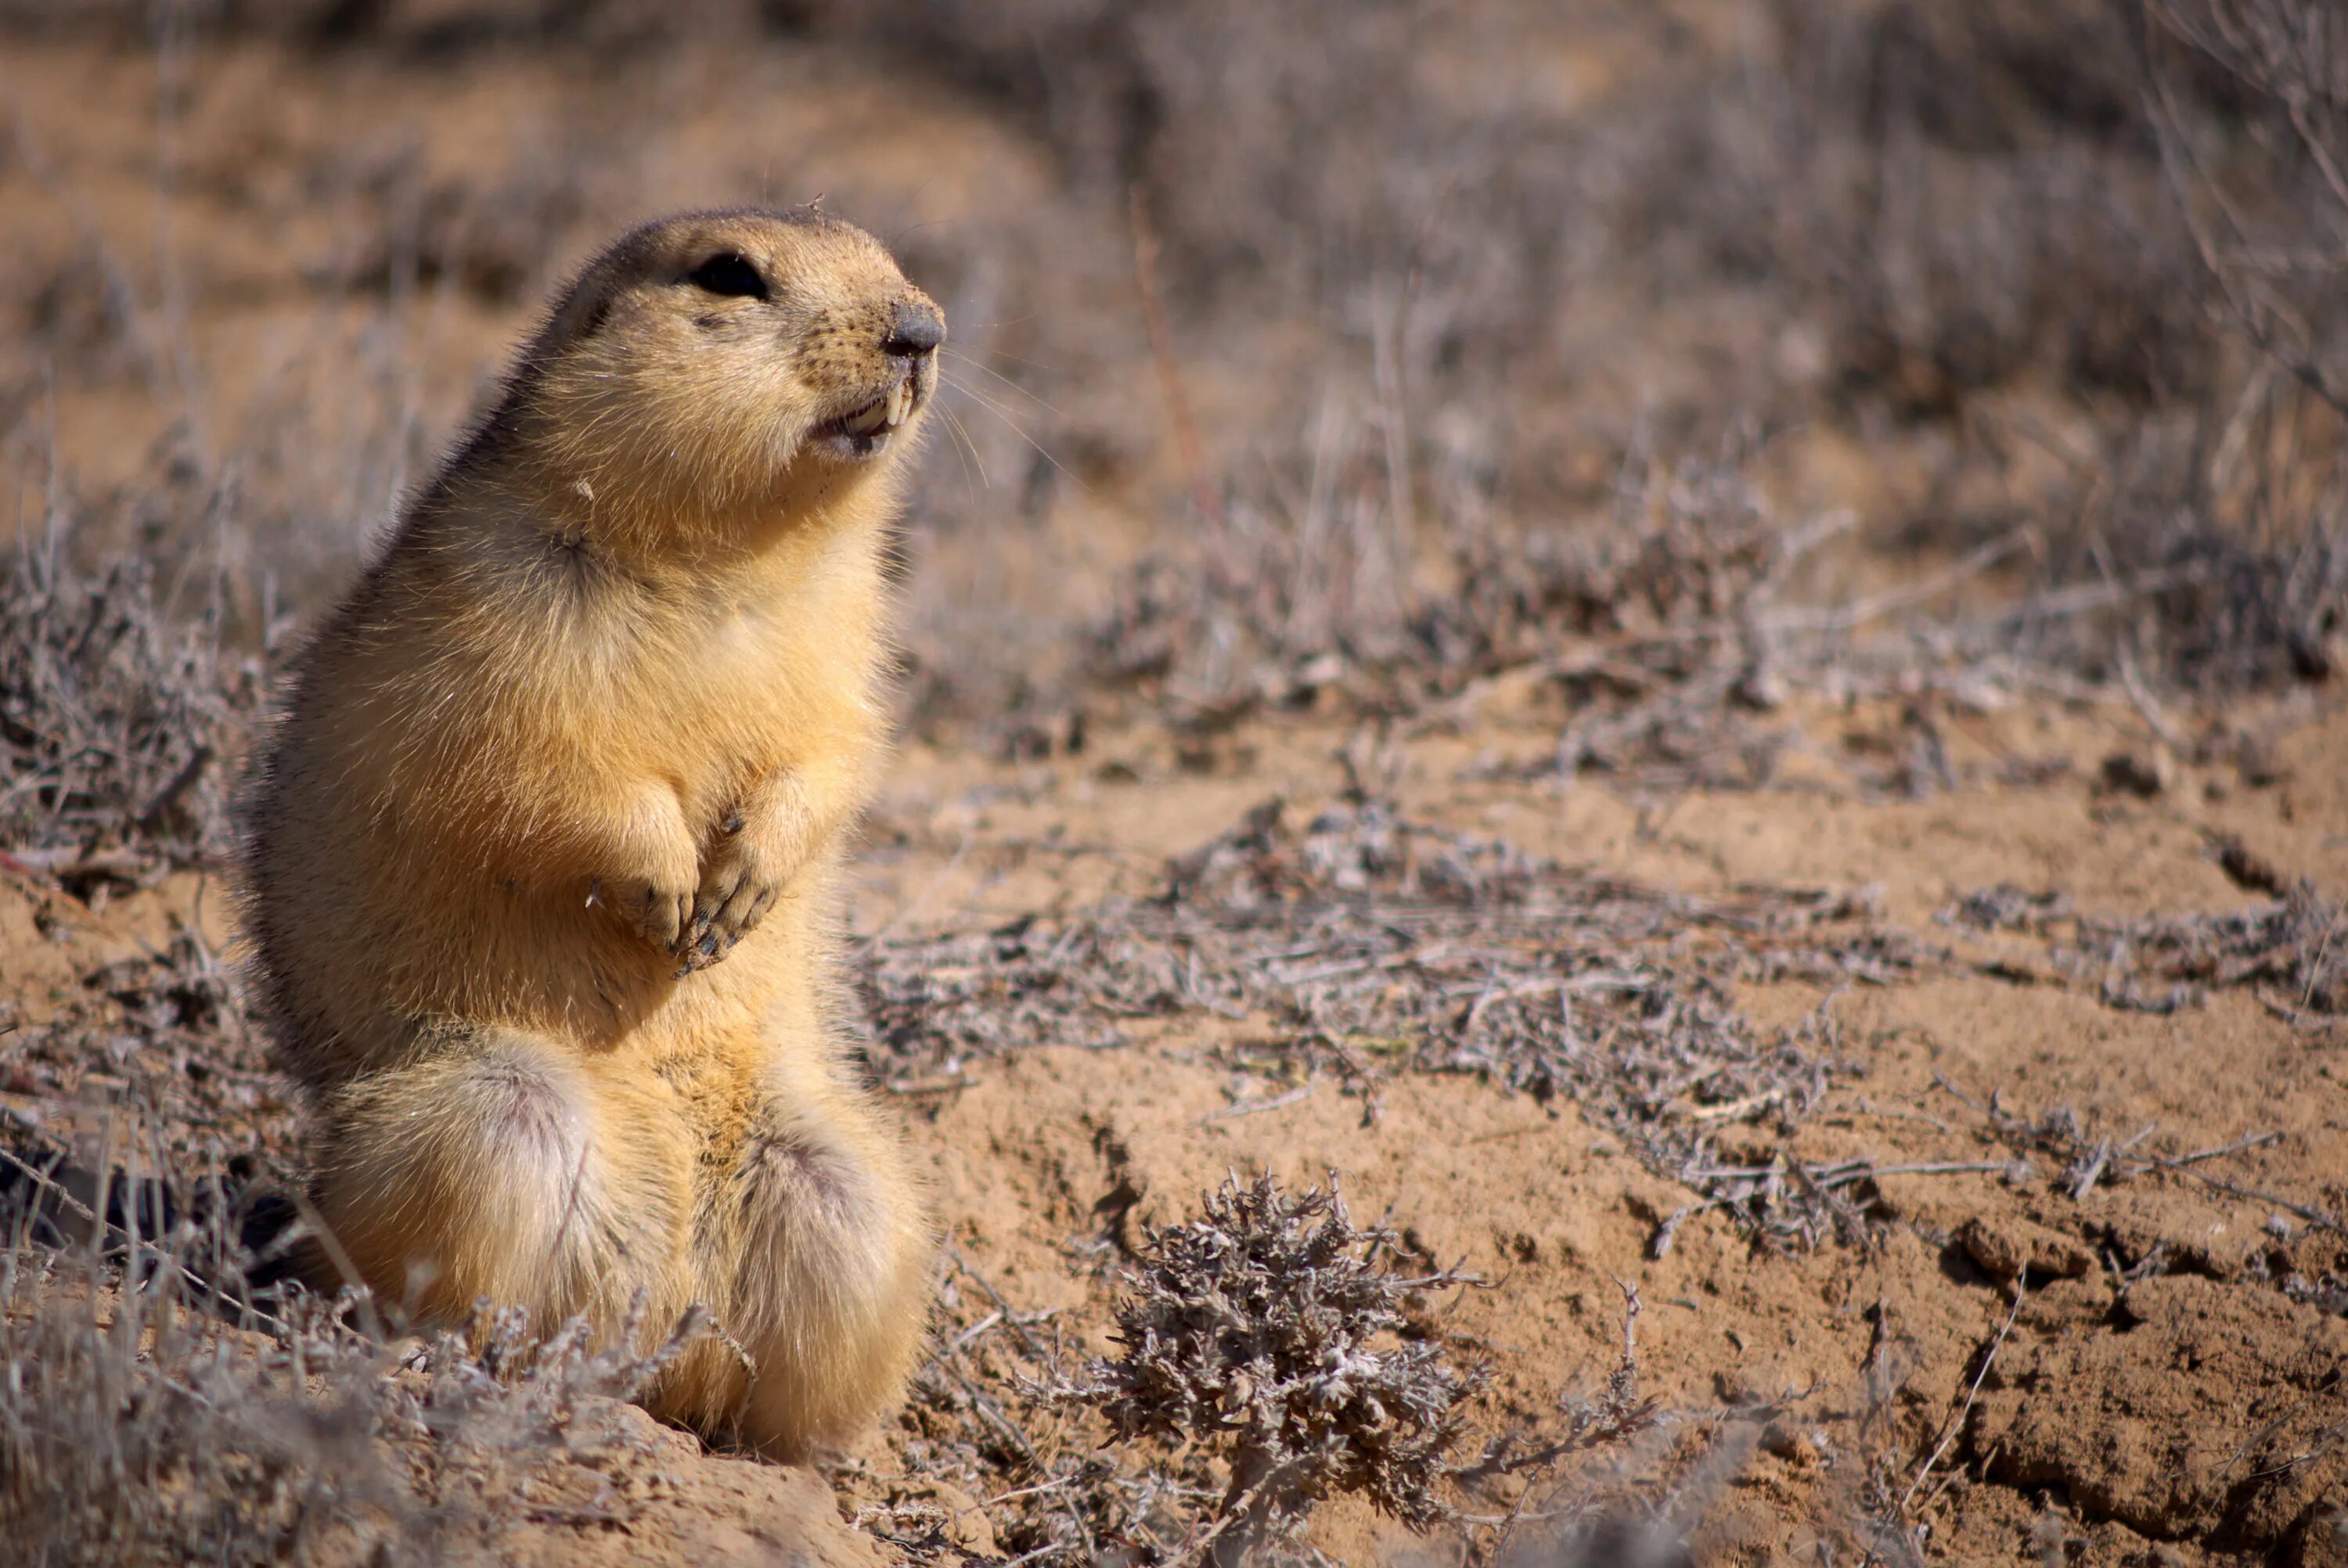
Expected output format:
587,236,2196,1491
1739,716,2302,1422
664,1060,931,1458
312,1023,690,1336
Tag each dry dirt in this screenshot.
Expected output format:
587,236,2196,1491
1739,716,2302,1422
4,12,2348,1568
848,700,2348,1566
9,689,2347,1565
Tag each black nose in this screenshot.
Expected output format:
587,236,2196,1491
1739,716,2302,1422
882,301,945,358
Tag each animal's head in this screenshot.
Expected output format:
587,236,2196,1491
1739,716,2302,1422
503,207,944,534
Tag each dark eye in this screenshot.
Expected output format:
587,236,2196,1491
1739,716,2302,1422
684,252,767,299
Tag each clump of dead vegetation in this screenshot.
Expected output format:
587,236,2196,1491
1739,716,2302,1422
847,1250,1148,1564
1921,1073,2342,1243
2081,885,2348,1019
0,1185,716,1567
0,532,252,885
1088,435,1829,793
1080,1174,1483,1565
1945,877,2348,1020
0,920,301,1194
844,1176,1493,1568
0,525,302,1177
1741,1,2216,415
1743,0,2348,696
2114,0,2348,689
862,794,1933,1256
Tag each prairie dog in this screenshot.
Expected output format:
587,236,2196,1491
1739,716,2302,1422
243,207,942,1458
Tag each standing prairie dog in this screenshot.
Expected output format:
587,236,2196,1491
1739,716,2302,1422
243,207,942,1458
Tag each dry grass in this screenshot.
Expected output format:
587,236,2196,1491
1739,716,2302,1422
0,926,297,1192
0,1174,715,1567
1946,876,2348,1019
862,793,1936,1260
1086,435,1817,775
0,520,253,885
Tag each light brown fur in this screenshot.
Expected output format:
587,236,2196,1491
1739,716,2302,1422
243,208,942,1458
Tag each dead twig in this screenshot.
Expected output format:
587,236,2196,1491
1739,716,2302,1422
1892,1280,2027,1539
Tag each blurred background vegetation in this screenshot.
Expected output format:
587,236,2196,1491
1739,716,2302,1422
2,0,2340,771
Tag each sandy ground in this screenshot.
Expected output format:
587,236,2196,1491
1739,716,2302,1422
6,690,2343,1563
847,697,2348,1564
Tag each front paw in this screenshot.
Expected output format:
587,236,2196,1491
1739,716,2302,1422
675,835,787,973
592,867,696,951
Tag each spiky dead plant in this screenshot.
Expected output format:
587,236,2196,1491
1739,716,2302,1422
1079,1173,1483,1566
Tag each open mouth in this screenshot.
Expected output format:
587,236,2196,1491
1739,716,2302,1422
814,378,919,459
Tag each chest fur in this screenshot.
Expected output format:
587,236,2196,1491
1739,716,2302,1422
338,533,885,825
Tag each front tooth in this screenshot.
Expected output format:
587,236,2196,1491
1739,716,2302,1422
885,383,908,427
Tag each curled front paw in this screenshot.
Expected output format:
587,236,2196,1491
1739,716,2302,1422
591,868,696,951
674,834,787,973
578,782,699,956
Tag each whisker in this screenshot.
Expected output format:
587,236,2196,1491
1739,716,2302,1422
940,348,1068,416
939,401,989,493
941,373,1085,489
942,314,1039,335
886,209,950,248
949,345,1064,377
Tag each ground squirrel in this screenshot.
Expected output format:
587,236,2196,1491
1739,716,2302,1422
243,207,941,1458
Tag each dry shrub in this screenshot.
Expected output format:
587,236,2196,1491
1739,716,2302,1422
1080,1174,1483,1565
849,1179,1488,1568
2047,413,2348,690
1086,433,1749,703
792,0,1568,322
2108,0,2348,686
0,927,297,1196
873,0,2345,724
1755,0,2348,692
0,527,254,879
862,794,1926,1255
1583,0,2348,700
1086,432,1832,789
2142,0,2348,415
2083,887,2348,1016
1947,877,2348,1018
855,1255,1149,1566
0,1206,712,1567
0,1256,389,1567
1740,0,2217,414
